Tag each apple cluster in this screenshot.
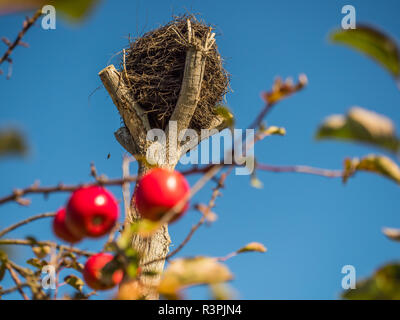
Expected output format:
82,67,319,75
51,168,190,291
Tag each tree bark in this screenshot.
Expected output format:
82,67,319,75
98,20,228,300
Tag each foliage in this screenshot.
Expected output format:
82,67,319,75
331,25,400,81
0,129,27,158
342,263,400,300
0,0,99,22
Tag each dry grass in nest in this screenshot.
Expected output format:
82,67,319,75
121,15,230,130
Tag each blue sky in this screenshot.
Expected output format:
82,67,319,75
1,0,400,299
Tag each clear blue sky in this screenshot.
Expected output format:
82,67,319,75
1,0,400,300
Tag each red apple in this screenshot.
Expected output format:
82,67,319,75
83,253,123,291
53,207,83,243
65,186,119,238
135,168,190,222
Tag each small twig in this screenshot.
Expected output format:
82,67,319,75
0,175,137,206
256,163,343,178
182,162,342,179
122,155,135,222
0,9,42,77
0,283,30,296
0,212,55,238
165,169,230,260
217,251,238,262
248,75,307,130
0,239,94,257
175,170,228,257
7,260,32,278
5,263,29,300
90,162,98,180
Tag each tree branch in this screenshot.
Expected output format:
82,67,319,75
0,175,137,206
0,212,55,238
0,9,42,78
5,263,29,300
256,163,343,178
98,65,151,155
0,239,94,257
168,22,215,139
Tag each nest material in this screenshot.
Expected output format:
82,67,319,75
122,16,230,130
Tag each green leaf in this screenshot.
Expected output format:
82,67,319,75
27,258,47,269
316,107,400,153
331,25,400,78
0,249,8,261
215,105,235,128
125,262,139,279
158,257,233,299
0,261,6,281
32,245,51,259
53,0,99,22
342,263,400,300
343,154,400,185
0,130,27,158
0,0,99,23
262,126,286,136
237,242,267,254
64,275,84,292
130,219,161,238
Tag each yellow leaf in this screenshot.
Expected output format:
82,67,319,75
344,154,400,185
158,257,233,298
382,228,400,242
32,245,51,259
237,242,267,253
316,107,400,153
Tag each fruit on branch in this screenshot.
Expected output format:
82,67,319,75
65,186,119,238
83,253,123,291
135,168,190,222
53,207,83,243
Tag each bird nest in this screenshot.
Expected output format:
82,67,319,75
121,16,230,130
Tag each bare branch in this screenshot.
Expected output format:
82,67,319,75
0,239,94,257
0,212,55,238
256,163,343,178
0,9,42,78
0,175,137,206
5,263,29,300
98,65,151,155
168,21,216,140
